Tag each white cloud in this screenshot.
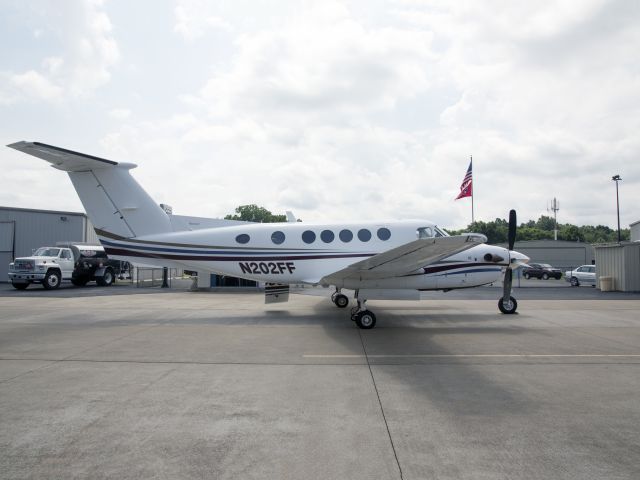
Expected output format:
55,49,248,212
2,0,638,230
174,0,233,41
0,0,119,103
108,108,131,120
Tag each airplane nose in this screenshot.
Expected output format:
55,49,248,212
510,250,529,267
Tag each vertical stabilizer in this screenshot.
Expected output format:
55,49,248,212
8,141,172,238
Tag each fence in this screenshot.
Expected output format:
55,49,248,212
134,267,180,288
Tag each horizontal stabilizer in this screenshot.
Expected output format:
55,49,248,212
7,141,132,172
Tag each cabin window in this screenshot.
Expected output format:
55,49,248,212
236,234,250,244
302,230,316,244
377,228,391,241
339,229,353,242
358,229,372,242
320,230,335,243
417,227,433,239
271,231,285,244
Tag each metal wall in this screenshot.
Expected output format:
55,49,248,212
495,240,595,270
0,206,95,281
631,221,640,242
594,243,640,292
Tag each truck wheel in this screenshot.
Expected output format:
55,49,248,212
542,273,549,280
523,272,530,279
43,270,61,290
12,282,29,290
97,268,114,287
71,277,88,287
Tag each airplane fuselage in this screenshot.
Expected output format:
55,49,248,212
97,219,509,290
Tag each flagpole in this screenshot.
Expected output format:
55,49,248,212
470,155,474,225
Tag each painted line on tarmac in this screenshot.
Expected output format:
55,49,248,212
303,354,640,358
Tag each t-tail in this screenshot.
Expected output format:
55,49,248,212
8,141,172,239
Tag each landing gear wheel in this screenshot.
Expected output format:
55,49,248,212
523,272,530,280
334,293,349,308
498,296,518,314
43,271,61,290
355,310,376,329
570,277,579,287
12,282,29,290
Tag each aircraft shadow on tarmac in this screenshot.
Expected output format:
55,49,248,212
305,297,535,417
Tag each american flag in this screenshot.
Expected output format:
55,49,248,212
455,159,473,200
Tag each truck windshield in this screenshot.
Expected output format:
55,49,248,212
34,248,60,257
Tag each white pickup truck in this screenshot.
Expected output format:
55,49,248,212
8,245,116,290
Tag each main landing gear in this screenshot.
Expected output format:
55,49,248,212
351,300,376,329
331,289,377,329
331,289,349,309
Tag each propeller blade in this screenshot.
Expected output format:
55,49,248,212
503,267,513,304
508,209,517,251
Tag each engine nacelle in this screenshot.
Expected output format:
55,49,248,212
484,253,505,263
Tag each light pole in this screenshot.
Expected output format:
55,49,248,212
612,174,622,243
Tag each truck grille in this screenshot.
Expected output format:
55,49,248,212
14,260,35,271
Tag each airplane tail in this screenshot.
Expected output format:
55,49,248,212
8,142,172,239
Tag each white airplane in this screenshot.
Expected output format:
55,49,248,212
8,141,529,329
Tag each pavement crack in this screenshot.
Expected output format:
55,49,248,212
359,330,404,480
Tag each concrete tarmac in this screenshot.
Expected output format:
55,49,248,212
1,285,639,479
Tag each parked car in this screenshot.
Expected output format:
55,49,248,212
522,263,562,280
565,265,596,287
8,244,119,290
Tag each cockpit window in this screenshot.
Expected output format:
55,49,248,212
416,227,433,239
434,227,448,237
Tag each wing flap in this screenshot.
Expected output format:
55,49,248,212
321,234,486,284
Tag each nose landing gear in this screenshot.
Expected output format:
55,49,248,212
498,295,518,314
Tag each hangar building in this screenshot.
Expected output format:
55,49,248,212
494,240,595,270
631,220,640,242
0,206,99,281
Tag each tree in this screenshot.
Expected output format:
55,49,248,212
535,215,556,231
446,214,629,244
224,204,286,223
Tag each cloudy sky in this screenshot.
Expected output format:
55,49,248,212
1,0,638,230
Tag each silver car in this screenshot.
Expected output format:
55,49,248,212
565,265,596,287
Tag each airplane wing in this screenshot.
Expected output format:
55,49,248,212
8,141,122,171
320,233,487,284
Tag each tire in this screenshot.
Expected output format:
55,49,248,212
355,310,376,329
334,294,349,308
43,270,61,290
498,296,518,314
96,268,115,287
12,282,29,290
71,277,88,287
523,272,530,280
570,277,579,287
542,273,549,280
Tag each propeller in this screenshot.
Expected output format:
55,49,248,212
503,209,517,307
508,209,516,251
